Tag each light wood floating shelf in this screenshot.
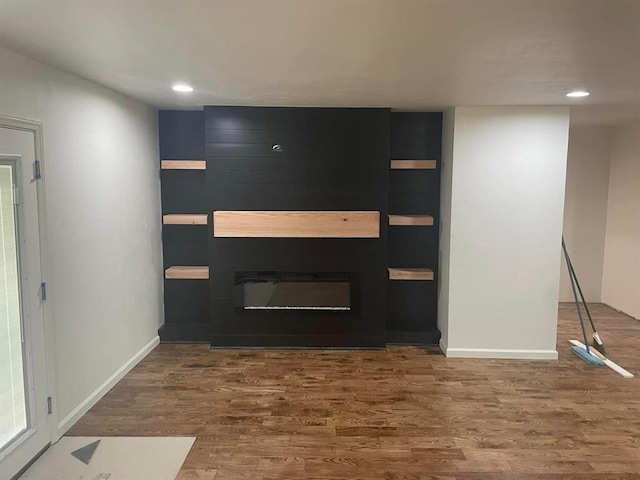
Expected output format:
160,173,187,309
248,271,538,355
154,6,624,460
390,160,437,170
388,268,434,281
388,215,434,226
165,266,209,280
163,214,208,225
161,160,206,170
213,211,380,238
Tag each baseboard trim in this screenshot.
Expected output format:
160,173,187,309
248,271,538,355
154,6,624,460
211,334,386,349
386,329,440,345
159,323,211,342
439,337,448,355
56,335,160,437
442,347,558,360
601,303,639,321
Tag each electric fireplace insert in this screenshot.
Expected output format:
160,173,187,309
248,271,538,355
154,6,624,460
234,271,355,312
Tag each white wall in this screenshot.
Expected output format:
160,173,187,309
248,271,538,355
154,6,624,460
439,106,570,359
560,127,612,302
602,122,640,319
0,46,162,437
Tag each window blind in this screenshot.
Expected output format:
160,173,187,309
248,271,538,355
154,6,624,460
0,164,27,451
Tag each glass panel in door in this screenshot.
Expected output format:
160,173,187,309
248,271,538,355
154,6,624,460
0,162,28,452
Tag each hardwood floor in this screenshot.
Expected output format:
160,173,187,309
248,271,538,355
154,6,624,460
67,304,640,479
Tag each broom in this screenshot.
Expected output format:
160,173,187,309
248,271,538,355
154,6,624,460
562,237,606,355
562,237,604,366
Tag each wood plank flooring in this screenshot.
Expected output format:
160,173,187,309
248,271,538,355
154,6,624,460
67,304,640,479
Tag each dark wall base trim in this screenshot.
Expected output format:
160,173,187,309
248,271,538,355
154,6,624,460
386,329,441,345
211,334,386,349
159,323,211,343
211,346,386,351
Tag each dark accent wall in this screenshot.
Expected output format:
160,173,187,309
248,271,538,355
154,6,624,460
158,108,443,347
387,113,443,344
205,107,390,347
158,111,209,342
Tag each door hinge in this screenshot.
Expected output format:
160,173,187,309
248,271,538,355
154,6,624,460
40,281,47,301
47,396,52,415
33,160,42,180
13,184,19,205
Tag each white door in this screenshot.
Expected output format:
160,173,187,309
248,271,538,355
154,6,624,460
0,127,50,480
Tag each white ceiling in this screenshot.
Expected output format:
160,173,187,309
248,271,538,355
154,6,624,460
0,0,639,125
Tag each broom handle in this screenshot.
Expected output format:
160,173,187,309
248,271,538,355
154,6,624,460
564,242,598,333
565,248,598,334
562,237,591,353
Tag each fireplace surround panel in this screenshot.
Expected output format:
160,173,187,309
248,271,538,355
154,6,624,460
206,106,389,348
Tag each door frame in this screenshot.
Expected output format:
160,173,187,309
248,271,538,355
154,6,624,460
0,115,58,444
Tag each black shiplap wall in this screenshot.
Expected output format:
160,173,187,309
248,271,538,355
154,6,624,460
157,108,443,346
206,106,390,348
387,113,442,344
159,110,209,342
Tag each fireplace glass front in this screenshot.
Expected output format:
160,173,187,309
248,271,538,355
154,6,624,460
235,272,353,311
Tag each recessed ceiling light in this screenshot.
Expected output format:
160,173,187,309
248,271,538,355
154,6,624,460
172,84,194,93
566,91,590,98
